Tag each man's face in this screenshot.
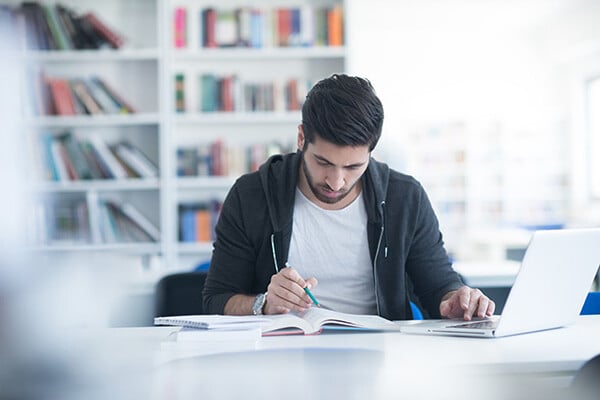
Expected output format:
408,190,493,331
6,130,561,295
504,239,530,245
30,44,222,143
299,130,370,209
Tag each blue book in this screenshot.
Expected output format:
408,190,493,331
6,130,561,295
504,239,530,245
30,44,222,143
180,207,197,242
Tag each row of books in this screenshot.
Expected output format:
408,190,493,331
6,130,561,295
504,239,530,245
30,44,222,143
173,5,343,49
30,197,159,245
179,200,222,243
177,140,293,178
175,73,309,113
33,132,158,182
2,2,124,50
29,72,136,116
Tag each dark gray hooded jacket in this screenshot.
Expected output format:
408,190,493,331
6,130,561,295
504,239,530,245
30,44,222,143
203,151,463,319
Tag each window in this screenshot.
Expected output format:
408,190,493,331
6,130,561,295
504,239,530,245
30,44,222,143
588,76,600,199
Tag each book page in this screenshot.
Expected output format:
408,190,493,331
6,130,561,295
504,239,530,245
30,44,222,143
300,307,399,331
261,313,315,335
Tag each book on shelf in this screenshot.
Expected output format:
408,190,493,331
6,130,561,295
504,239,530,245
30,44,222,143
119,202,160,242
90,76,136,114
176,141,292,177
34,196,90,245
82,12,124,49
69,79,103,115
9,2,125,51
102,200,160,243
173,7,186,48
175,73,186,112
35,133,156,181
113,142,159,178
193,73,309,113
30,71,135,116
47,78,76,115
193,5,344,49
89,135,128,179
261,308,400,336
178,200,222,243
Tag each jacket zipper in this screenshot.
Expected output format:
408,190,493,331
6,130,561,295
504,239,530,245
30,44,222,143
270,233,280,273
373,200,387,315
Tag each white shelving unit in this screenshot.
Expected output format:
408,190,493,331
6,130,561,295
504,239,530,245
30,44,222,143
15,0,347,272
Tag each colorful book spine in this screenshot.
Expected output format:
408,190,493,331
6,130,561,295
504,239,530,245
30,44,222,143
175,73,186,112
83,12,124,49
173,7,187,48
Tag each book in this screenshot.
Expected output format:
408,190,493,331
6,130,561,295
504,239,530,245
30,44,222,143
173,7,186,48
261,308,400,336
120,202,160,242
154,315,271,330
83,12,124,49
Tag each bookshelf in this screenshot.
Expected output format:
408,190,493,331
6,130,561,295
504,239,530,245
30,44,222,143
8,0,346,270
165,0,346,269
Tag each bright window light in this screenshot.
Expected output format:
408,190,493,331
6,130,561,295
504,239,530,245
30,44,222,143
588,77,600,199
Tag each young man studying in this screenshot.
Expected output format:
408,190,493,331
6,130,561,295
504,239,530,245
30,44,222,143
203,74,494,321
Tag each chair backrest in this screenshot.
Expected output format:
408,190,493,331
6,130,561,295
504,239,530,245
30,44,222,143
580,292,600,315
154,271,207,317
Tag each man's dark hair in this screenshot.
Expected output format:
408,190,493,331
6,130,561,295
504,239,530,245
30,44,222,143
301,74,384,152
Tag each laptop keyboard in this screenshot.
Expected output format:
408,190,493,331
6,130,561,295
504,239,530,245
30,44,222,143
448,319,498,329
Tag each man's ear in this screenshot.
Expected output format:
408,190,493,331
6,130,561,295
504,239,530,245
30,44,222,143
297,124,304,151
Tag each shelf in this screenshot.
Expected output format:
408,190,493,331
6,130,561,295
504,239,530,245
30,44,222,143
177,242,214,254
173,111,301,125
32,179,161,193
21,48,161,62
176,176,236,189
171,46,346,61
26,113,161,128
29,242,162,254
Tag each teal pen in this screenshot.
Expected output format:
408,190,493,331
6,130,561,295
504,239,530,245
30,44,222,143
304,286,321,307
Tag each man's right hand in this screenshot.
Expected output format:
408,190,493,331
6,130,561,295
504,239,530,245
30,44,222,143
263,266,318,315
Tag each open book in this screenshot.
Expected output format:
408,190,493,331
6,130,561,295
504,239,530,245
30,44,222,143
261,307,400,336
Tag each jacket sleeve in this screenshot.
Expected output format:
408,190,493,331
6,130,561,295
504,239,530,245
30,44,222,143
202,183,258,314
405,186,463,318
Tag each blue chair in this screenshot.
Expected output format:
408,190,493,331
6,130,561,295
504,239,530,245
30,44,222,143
410,301,423,320
580,292,600,315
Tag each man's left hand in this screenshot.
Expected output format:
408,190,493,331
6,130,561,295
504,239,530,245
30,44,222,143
440,286,495,320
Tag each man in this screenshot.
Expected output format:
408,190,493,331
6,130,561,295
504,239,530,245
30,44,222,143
203,74,494,321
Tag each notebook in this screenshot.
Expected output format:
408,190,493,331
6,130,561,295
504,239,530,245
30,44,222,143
401,228,600,338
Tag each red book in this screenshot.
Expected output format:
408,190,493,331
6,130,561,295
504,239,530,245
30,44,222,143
48,78,76,115
287,79,299,111
221,76,234,112
204,8,217,48
83,12,125,49
277,9,291,47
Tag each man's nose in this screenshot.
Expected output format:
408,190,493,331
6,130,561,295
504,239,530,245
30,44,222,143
326,169,345,191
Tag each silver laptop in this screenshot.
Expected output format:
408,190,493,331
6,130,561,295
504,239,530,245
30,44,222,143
401,228,600,338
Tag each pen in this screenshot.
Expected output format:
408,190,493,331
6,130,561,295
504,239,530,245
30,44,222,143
304,286,321,308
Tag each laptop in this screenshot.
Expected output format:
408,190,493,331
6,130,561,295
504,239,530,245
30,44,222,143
401,228,600,338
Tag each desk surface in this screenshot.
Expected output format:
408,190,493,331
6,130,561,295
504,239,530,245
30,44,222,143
80,315,600,400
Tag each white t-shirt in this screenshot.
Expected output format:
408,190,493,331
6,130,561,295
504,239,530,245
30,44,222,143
286,188,377,314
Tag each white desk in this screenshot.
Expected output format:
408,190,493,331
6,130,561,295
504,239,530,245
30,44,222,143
77,315,600,400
